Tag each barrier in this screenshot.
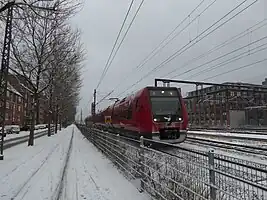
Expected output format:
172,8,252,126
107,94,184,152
77,125,267,200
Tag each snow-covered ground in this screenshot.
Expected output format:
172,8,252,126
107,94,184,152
5,129,48,140
188,130,267,141
180,142,267,165
0,124,149,200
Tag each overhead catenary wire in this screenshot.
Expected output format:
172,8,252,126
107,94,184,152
96,90,114,106
103,0,146,79
140,0,254,79
161,18,267,78
171,35,267,78
108,0,213,95
95,0,135,90
135,0,208,70
202,57,267,81
116,0,257,98
185,43,267,80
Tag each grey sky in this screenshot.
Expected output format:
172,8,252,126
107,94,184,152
71,0,267,120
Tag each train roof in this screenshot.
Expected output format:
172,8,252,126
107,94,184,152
85,86,180,118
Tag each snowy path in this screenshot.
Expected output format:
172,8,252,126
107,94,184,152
0,126,72,200
62,125,149,200
0,125,149,200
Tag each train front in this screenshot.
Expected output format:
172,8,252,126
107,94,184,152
149,87,188,143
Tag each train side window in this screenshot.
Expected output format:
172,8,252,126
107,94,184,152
127,103,133,119
136,99,140,111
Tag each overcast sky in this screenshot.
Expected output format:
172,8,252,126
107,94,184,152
71,0,267,120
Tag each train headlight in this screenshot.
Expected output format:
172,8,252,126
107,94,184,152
154,118,157,122
178,117,182,121
161,91,164,94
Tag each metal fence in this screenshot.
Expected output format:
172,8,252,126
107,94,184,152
77,125,267,200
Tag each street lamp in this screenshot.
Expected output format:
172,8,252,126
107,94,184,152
0,0,56,160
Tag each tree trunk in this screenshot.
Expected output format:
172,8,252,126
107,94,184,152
55,104,58,134
59,115,62,131
28,107,35,146
48,85,53,137
36,62,41,125
36,98,40,125
28,92,38,146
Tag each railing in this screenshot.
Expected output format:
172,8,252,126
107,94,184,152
77,125,267,200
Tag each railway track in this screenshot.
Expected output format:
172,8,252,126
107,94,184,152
189,128,267,135
185,136,267,156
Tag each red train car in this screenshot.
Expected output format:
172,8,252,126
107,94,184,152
87,86,188,143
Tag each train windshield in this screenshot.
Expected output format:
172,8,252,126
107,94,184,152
150,97,181,115
149,89,182,122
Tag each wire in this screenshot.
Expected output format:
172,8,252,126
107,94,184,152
96,90,114,106
117,0,257,97
172,35,267,78
161,18,267,78
135,0,208,70
109,0,212,93
185,43,267,79
144,0,253,77
202,57,267,81
102,0,146,80
96,0,135,90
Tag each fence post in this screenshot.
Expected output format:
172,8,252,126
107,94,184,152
208,150,216,200
140,136,145,193
116,134,120,165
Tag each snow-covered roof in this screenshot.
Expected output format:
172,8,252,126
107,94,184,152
7,82,23,97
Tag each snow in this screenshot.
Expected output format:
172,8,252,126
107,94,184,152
62,125,149,200
188,130,267,140
180,142,267,165
5,129,48,140
0,124,150,200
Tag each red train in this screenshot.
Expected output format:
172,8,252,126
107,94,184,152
85,86,188,143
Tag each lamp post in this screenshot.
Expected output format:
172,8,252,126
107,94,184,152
0,0,56,160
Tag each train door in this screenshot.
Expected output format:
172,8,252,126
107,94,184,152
135,96,148,134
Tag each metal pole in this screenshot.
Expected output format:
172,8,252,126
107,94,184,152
0,5,14,160
208,150,216,200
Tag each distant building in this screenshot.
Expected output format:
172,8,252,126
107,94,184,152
184,82,267,128
263,78,267,86
7,73,49,126
4,83,25,126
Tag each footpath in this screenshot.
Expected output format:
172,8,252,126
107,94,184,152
0,124,149,200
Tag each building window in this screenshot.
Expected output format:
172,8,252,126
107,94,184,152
6,102,9,109
18,105,21,112
6,90,9,97
13,94,16,102
18,96,21,103
18,115,20,122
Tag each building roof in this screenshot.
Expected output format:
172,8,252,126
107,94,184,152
7,82,23,97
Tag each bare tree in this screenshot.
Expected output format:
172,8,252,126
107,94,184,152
40,22,84,135
9,0,83,145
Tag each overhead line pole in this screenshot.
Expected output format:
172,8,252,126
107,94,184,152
0,2,15,161
0,0,56,160
154,78,267,90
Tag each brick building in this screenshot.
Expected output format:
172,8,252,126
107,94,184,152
4,82,25,126
184,81,267,128
7,73,48,126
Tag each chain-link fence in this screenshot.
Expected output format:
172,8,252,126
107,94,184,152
77,125,267,200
